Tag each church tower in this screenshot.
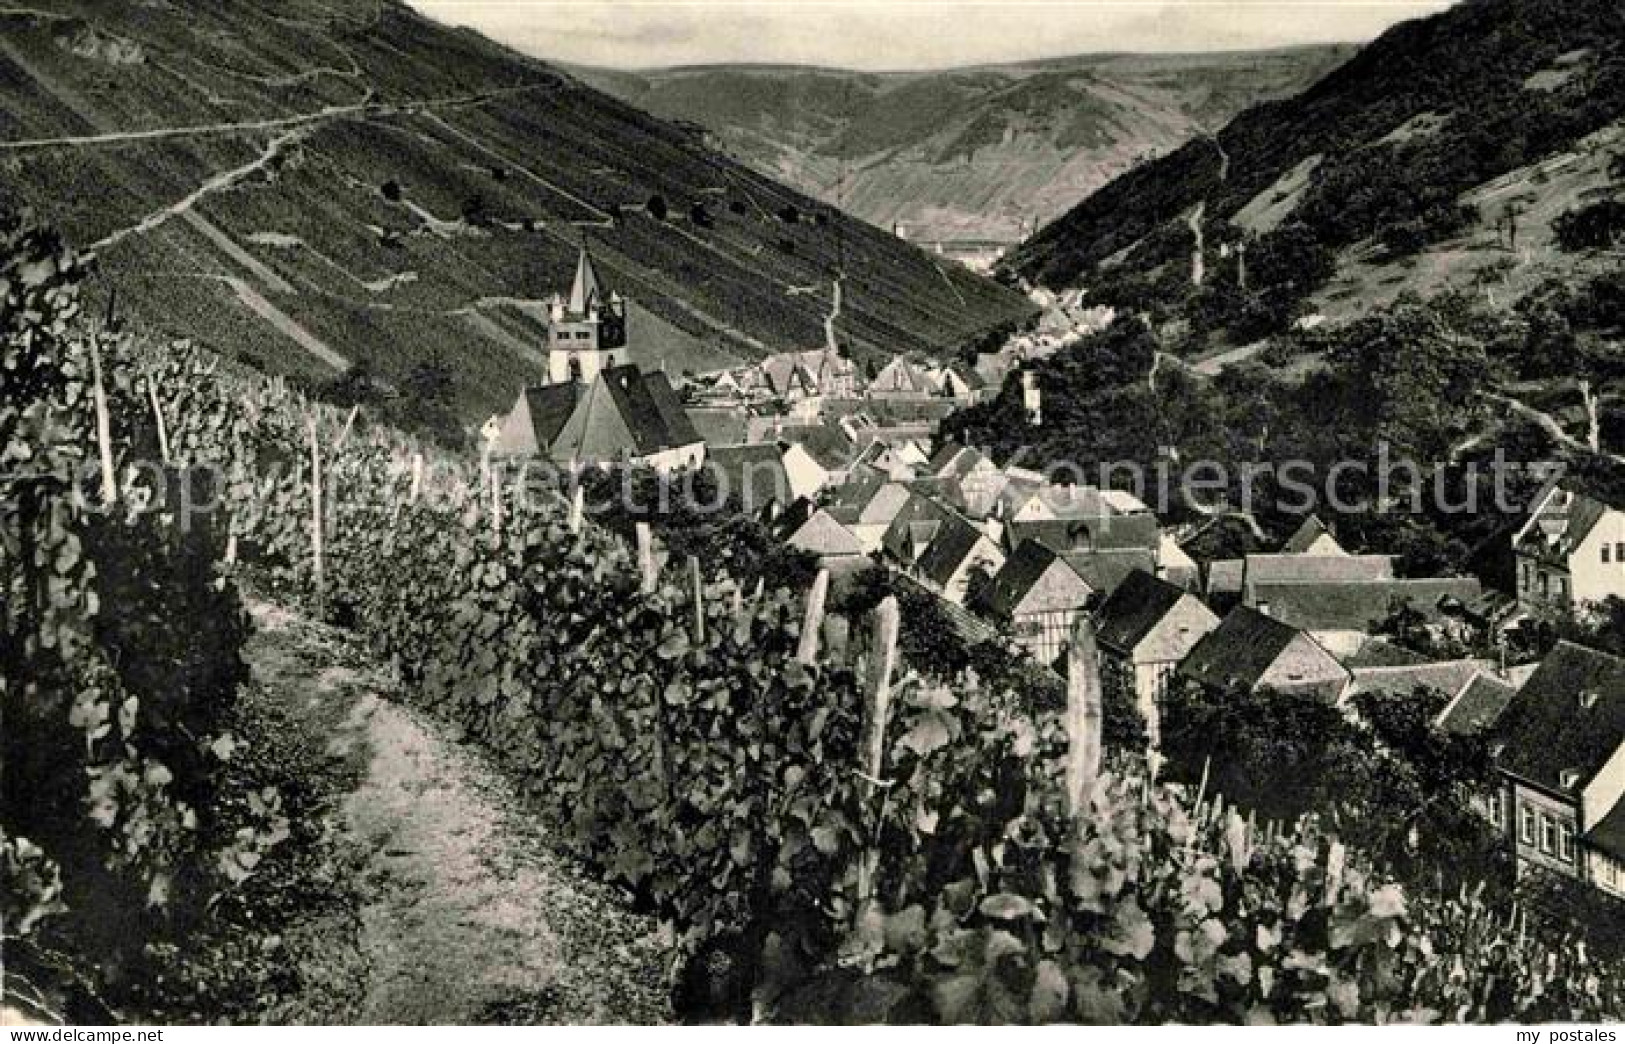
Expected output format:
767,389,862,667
547,245,629,385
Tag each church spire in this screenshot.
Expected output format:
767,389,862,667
568,245,601,315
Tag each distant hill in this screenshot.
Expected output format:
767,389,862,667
573,48,1352,245
1001,0,1625,340
0,0,1033,423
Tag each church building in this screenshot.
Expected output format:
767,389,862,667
546,246,629,385
490,245,703,473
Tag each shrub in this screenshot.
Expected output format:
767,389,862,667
1554,199,1625,252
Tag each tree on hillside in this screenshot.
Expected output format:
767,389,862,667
400,350,462,447
1321,297,1495,461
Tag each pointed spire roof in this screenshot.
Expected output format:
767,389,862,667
568,245,602,315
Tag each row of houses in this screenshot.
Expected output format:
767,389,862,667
679,402,1625,903
688,348,993,418
477,259,1625,904
1439,641,1625,901
757,443,1625,902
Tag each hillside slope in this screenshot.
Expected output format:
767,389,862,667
1001,0,1625,338
0,0,1032,422
575,49,1351,245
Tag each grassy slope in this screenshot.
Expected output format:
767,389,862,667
0,1,1032,421
572,48,1352,243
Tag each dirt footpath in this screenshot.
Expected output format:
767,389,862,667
247,600,671,1025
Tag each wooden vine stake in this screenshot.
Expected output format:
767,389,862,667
409,452,424,503
796,569,830,666
856,595,900,905
89,333,117,507
1064,615,1104,822
689,555,706,645
730,584,750,644
146,375,171,466
335,404,360,452
566,482,585,534
308,412,325,611
635,522,656,594
488,458,503,549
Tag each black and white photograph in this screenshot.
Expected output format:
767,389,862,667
1,0,1624,1029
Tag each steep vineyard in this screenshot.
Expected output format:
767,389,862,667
5,225,1625,1023
0,0,1034,426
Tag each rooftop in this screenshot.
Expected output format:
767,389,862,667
1435,672,1520,736
1179,606,1321,691
1493,641,1625,796
1248,576,1484,633
1095,569,1192,654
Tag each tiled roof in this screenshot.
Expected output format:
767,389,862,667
499,383,582,457
916,514,995,589
1347,660,1493,702
928,442,992,482
549,366,701,463
1584,792,1625,862
1343,638,1434,669
896,573,1001,645
1247,577,1484,633
1492,641,1625,795
1517,486,1613,559
870,357,931,395
881,492,957,563
786,509,867,557
1100,489,1152,515
1178,607,1307,690
1060,549,1157,599
1004,515,1160,555
775,423,856,472
552,375,637,463
642,370,702,446
1095,570,1189,654
1435,672,1519,736
1282,515,1342,554
706,443,792,514
820,397,957,425
974,540,1088,620
901,476,968,513
1243,554,1396,586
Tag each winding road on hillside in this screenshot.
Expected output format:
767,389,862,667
0,84,549,151
246,599,671,1025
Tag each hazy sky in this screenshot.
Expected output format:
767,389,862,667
409,0,1456,71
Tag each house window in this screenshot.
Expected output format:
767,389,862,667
1560,576,1570,601
1558,822,1574,863
1604,858,1621,890
1617,541,1625,563
1519,803,1536,845
1539,572,1550,597
1541,813,1558,855
1488,790,1506,829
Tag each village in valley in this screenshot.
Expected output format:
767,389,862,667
483,242,1625,909
7,0,1625,1028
